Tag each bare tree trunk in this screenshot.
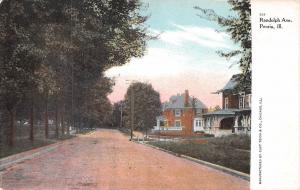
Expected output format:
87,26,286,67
61,112,65,136
67,119,71,134
29,100,34,141
61,104,70,135
65,113,69,135
8,109,16,146
55,99,59,138
61,105,65,136
45,91,49,139
0,112,3,157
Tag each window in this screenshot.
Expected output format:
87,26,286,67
224,97,229,109
160,120,165,127
246,94,252,108
196,120,201,127
239,94,245,109
175,109,181,117
175,120,181,127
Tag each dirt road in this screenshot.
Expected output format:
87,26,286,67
0,129,249,190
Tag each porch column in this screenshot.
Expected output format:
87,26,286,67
200,118,204,130
234,115,239,127
206,118,211,133
234,115,239,134
156,119,160,130
241,115,246,133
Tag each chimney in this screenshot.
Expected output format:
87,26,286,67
184,90,189,107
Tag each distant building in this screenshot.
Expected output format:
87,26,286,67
203,74,251,137
153,90,207,136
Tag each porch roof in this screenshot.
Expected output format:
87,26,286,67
235,108,251,113
202,109,238,116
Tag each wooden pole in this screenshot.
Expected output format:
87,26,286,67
120,102,123,129
130,87,134,141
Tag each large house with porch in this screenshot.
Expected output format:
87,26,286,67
201,74,251,137
153,90,207,136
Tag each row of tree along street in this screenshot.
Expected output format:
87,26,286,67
0,0,149,150
0,0,251,153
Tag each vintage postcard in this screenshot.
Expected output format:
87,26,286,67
0,0,299,190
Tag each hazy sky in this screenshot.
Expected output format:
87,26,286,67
105,0,240,107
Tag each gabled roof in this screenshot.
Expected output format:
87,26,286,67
222,74,240,91
162,93,207,110
214,74,240,94
214,73,252,94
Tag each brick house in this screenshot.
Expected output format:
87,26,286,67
203,74,251,137
153,90,207,136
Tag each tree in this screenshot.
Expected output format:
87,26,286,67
195,0,251,89
0,0,45,145
112,101,125,128
0,0,149,145
78,76,114,129
123,82,161,136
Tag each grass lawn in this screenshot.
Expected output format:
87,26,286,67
0,139,55,159
148,134,250,174
0,134,78,159
0,127,97,159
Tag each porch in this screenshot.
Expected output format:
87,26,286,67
203,109,251,137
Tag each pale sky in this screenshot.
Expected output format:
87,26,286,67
106,0,240,107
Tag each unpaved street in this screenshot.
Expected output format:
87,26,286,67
1,129,249,190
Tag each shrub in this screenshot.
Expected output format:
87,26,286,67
148,137,250,174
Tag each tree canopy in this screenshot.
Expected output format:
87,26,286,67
0,0,149,145
123,82,161,134
195,0,251,89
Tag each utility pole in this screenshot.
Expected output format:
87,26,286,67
126,80,137,141
130,86,134,141
119,102,123,129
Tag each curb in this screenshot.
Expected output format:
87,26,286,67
135,141,250,181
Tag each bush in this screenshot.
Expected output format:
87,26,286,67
204,133,215,137
209,134,250,150
149,137,250,174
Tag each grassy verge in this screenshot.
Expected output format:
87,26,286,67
148,135,250,174
0,139,55,159
75,128,96,135
0,127,98,159
0,134,78,159
208,134,250,150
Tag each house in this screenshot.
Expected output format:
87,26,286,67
153,90,207,136
203,74,251,137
